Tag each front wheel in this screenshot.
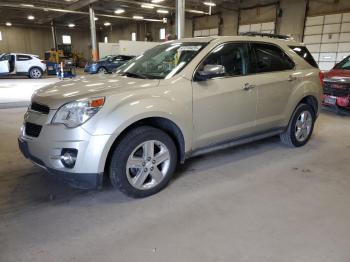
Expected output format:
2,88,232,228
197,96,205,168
280,103,315,147
109,126,177,198
97,67,107,74
29,67,43,79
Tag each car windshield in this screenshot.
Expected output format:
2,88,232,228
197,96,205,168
115,42,207,79
334,56,350,70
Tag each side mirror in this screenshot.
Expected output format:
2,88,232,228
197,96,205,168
195,64,226,81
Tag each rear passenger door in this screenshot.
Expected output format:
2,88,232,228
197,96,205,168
250,43,297,131
16,55,33,73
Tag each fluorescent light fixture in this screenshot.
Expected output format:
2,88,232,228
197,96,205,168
133,15,144,20
104,22,111,26
131,32,136,41
203,2,216,6
68,23,75,28
94,17,98,21
114,8,125,14
21,4,34,7
6,22,12,26
157,9,169,14
188,10,206,14
27,15,35,20
141,4,154,9
152,0,164,3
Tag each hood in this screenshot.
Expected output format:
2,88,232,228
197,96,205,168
32,74,160,109
326,68,350,79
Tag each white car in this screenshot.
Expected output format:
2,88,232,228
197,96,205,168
0,53,46,79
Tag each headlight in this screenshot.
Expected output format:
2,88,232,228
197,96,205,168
52,97,105,128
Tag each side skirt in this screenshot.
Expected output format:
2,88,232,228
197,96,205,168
187,128,285,159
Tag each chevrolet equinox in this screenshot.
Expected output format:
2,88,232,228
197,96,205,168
18,35,322,198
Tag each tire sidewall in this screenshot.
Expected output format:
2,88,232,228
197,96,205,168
289,104,315,147
29,67,42,79
109,127,177,198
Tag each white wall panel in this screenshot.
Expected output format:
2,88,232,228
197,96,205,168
306,44,321,52
311,53,320,61
342,13,350,22
338,42,350,52
304,35,322,44
341,23,350,32
319,53,337,62
238,24,250,33
319,62,335,70
306,16,324,26
337,52,350,61
322,33,340,43
320,43,338,52
261,22,275,31
304,25,323,35
323,23,341,34
324,14,342,24
250,23,262,31
340,33,350,42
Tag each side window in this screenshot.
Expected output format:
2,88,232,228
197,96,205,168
0,54,10,61
16,55,32,61
252,43,294,73
198,43,250,78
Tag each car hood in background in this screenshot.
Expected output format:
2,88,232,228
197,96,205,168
32,74,160,109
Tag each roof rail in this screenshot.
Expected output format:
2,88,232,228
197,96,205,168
240,32,292,40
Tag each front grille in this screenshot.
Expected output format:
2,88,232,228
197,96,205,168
30,102,50,114
323,81,350,97
25,122,42,137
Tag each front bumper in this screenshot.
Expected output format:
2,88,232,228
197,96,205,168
18,110,112,189
84,65,98,74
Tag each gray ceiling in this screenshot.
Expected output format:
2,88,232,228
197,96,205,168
0,0,277,28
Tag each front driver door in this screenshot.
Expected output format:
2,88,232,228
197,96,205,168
192,42,258,149
0,54,10,74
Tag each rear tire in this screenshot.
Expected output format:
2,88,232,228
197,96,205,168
97,67,107,74
109,126,177,198
29,67,43,79
280,103,315,147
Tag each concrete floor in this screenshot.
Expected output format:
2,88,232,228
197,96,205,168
0,107,350,262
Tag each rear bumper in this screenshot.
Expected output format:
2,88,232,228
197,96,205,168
322,94,350,108
18,138,103,189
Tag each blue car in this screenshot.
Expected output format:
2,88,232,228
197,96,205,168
84,55,134,74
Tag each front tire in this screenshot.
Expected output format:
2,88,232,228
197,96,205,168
109,126,177,198
280,103,315,147
97,67,107,74
29,67,43,79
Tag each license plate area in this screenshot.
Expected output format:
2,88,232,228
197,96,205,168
324,95,337,105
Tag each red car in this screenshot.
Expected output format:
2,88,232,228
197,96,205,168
322,55,350,112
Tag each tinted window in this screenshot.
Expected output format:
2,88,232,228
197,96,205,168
0,54,10,61
334,55,350,70
289,45,318,68
199,43,250,78
252,43,294,73
17,55,32,61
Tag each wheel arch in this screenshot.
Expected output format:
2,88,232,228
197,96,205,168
299,95,319,116
104,116,186,178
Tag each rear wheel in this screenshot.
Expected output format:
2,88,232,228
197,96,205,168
109,126,177,198
280,103,315,147
97,67,107,74
29,67,43,79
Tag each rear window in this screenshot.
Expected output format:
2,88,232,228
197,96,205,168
289,46,318,68
16,55,32,61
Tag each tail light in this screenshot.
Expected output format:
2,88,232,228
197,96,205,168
319,71,325,86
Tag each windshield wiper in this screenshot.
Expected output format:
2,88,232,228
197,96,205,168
121,72,148,79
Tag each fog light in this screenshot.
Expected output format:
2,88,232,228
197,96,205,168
61,149,77,168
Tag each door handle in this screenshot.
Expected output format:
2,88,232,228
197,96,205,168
288,75,297,81
243,83,256,91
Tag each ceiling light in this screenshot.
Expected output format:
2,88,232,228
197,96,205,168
157,9,169,14
21,4,34,7
151,0,165,3
203,2,216,6
104,22,111,26
133,15,144,20
114,8,125,14
188,10,206,14
141,4,154,9
94,17,98,21
68,23,75,28
27,15,35,20
6,22,12,26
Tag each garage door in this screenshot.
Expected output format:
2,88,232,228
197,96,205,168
304,13,350,71
194,28,219,37
238,22,275,34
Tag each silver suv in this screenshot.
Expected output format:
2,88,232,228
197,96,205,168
18,35,322,198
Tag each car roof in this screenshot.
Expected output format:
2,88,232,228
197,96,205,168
171,35,302,46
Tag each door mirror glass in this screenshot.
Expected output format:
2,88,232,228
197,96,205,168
196,64,226,81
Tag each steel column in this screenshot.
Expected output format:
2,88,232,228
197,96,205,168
176,0,185,39
89,5,98,61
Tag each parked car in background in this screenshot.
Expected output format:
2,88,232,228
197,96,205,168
84,55,134,74
19,35,322,198
0,53,46,79
322,55,350,112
